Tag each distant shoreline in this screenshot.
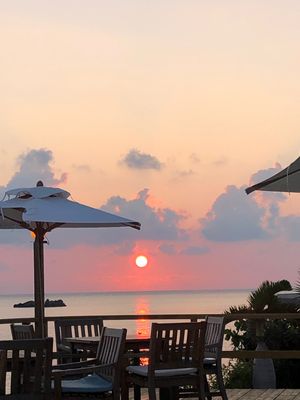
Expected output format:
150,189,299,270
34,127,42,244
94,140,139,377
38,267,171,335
1,288,253,297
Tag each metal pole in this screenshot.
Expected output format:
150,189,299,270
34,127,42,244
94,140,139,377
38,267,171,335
33,225,45,338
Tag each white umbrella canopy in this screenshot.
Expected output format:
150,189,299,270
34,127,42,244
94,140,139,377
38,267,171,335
0,181,141,337
246,156,300,194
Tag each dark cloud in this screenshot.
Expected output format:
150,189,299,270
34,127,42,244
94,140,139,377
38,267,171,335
201,185,269,241
200,162,297,242
121,149,162,170
114,241,136,255
0,231,29,246
102,188,188,241
249,164,287,202
6,149,67,190
47,188,188,248
180,246,209,255
280,216,300,241
159,243,177,255
0,148,67,245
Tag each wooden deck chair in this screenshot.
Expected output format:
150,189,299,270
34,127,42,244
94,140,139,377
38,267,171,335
0,337,53,399
52,327,127,400
203,316,228,400
126,322,207,400
10,323,35,340
54,317,103,363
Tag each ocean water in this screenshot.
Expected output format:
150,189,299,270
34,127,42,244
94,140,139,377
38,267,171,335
0,289,251,340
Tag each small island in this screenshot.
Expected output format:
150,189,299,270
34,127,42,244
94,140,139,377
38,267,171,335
13,298,66,308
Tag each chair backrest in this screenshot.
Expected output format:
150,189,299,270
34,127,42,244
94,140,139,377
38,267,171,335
0,337,53,399
55,317,103,347
95,327,127,387
10,324,35,340
204,316,225,359
148,321,206,373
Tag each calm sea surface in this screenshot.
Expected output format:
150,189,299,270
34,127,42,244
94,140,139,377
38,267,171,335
0,289,250,340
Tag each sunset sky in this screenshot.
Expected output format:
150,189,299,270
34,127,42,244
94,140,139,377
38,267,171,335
1,1,300,294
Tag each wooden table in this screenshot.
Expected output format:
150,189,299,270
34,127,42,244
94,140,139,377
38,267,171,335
64,334,150,356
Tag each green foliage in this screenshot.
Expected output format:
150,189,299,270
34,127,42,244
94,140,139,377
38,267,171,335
224,279,300,388
221,360,252,389
295,269,300,293
248,280,292,312
224,319,256,350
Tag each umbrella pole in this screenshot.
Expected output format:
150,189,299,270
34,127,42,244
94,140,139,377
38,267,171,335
33,226,45,338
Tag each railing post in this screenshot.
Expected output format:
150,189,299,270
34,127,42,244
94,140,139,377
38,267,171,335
252,319,276,389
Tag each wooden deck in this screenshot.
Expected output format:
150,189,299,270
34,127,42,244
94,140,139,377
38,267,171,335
128,389,300,400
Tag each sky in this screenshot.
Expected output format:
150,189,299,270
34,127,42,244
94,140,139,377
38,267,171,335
1,0,300,294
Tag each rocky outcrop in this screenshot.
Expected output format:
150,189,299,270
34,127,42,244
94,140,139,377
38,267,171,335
14,299,66,308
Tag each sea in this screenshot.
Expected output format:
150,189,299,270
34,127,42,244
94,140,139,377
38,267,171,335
0,289,251,341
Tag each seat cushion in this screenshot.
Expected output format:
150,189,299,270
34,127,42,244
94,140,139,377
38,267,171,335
204,357,217,365
61,373,112,393
127,365,197,377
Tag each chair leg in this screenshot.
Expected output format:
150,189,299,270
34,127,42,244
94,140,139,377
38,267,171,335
148,386,157,400
199,380,206,400
133,384,141,400
216,369,228,400
204,375,212,400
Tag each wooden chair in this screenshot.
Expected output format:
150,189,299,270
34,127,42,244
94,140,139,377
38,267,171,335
10,324,34,340
126,321,207,400
54,317,103,363
52,327,127,400
178,316,228,400
0,337,53,399
203,316,228,400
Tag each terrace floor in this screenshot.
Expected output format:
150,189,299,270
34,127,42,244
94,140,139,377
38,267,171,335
127,389,300,400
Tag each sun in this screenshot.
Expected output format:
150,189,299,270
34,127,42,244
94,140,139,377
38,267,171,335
135,255,148,268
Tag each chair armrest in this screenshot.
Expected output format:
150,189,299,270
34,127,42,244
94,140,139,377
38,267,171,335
52,358,97,370
52,362,116,378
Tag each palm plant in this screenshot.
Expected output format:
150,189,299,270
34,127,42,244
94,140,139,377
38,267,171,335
224,279,300,389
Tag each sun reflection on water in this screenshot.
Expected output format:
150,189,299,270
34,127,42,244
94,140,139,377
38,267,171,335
135,298,151,365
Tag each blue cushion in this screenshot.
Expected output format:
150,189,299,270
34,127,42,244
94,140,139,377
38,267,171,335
61,373,112,393
127,365,197,377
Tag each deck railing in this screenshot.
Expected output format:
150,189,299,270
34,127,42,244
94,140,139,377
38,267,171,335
0,313,299,359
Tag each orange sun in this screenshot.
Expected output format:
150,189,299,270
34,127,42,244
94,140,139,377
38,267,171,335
135,255,148,268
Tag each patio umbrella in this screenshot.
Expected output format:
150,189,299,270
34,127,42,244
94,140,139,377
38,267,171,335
246,156,300,194
0,181,141,337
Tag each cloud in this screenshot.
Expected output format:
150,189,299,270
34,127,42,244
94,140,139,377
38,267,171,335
114,241,136,255
102,188,188,241
173,169,195,180
248,164,287,202
280,215,300,241
213,156,228,166
189,153,201,164
6,149,67,190
201,185,269,241
47,188,188,248
121,149,163,170
0,262,9,271
180,246,209,255
72,164,91,173
159,243,177,255
200,162,296,243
